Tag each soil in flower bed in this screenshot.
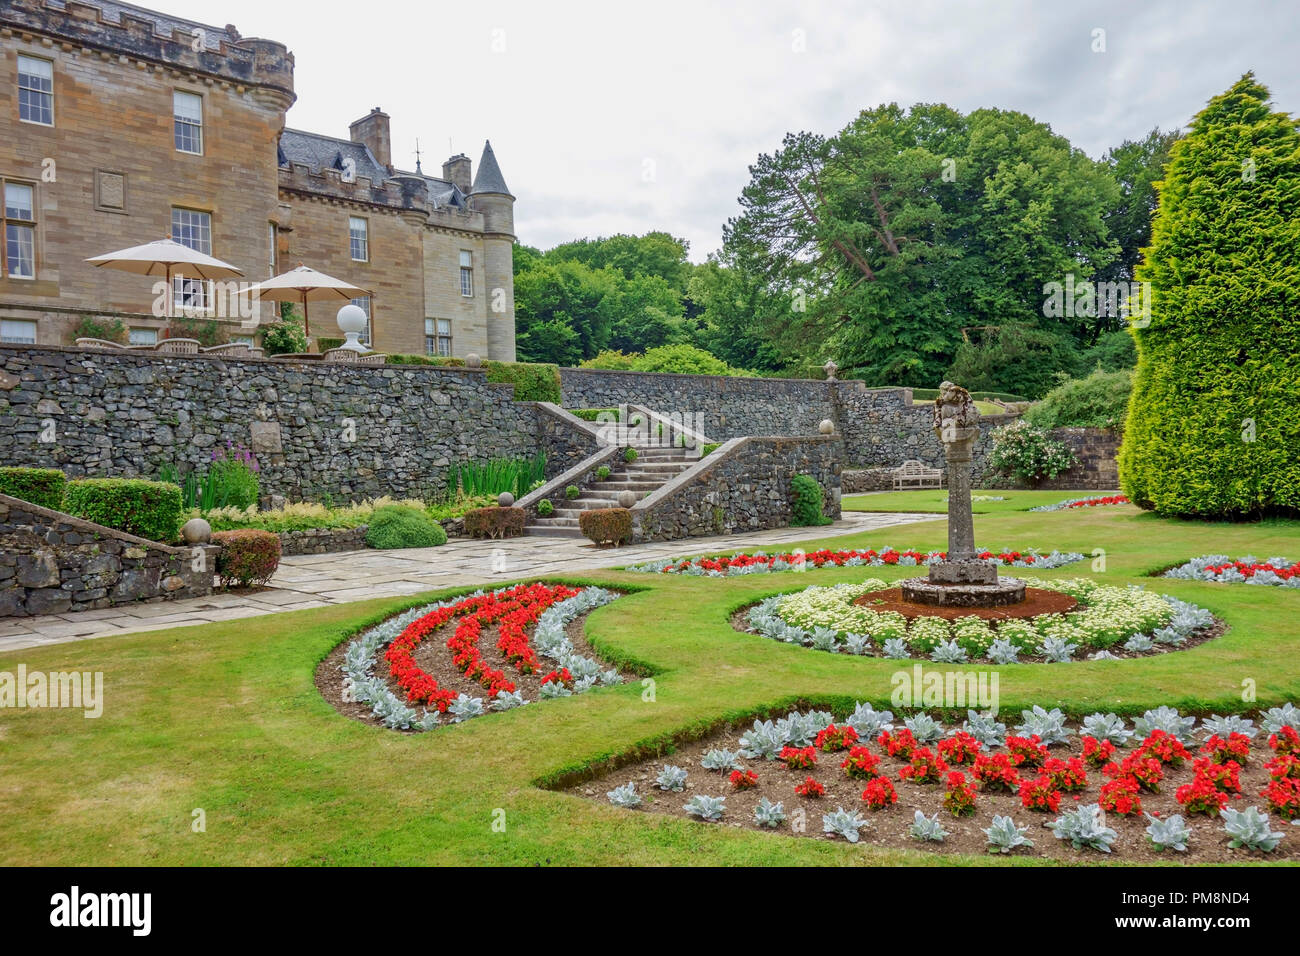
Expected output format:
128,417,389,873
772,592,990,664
316,608,626,731
853,586,1078,621
568,716,1295,862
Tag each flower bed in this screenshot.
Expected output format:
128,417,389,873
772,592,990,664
1029,494,1130,512
1163,555,1300,587
740,578,1219,662
321,582,623,731
576,703,1300,861
627,546,1085,576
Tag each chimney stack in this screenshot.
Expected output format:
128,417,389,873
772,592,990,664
442,153,472,194
349,107,391,171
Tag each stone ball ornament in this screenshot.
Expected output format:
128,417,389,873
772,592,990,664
336,304,369,352
465,353,483,368
497,492,515,507
181,517,212,544
818,419,835,435
617,490,637,509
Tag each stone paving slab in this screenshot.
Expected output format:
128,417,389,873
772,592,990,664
0,511,938,653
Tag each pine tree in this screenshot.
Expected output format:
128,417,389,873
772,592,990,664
1119,74,1300,517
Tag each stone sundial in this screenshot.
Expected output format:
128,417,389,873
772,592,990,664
899,382,1026,608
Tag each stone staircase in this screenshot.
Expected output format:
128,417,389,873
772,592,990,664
526,443,701,537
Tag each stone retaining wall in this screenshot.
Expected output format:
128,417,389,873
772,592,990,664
983,427,1122,491
276,526,369,556
0,493,216,617
632,436,841,542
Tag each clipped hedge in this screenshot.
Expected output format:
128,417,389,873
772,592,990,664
1119,76,1300,518
364,505,447,549
386,354,562,403
62,478,183,543
1024,368,1133,431
211,529,281,588
464,506,526,539
789,474,831,527
0,467,66,511
579,508,632,546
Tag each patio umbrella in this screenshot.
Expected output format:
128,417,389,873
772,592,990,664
86,238,243,320
240,264,371,338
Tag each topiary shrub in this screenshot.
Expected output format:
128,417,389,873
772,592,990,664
790,474,831,526
364,505,447,549
565,485,580,499
579,508,632,546
484,361,562,402
989,420,1076,485
1024,368,1133,431
0,467,66,510
624,447,638,463
537,499,554,517
464,506,526,539
596,465,611,480
1119,75,1300,518
212,529,281,588
63,478,183,542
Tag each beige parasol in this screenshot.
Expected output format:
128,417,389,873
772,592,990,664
86,237,243,319
241,264,371,337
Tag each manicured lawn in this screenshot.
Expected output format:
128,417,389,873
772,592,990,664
843,489,1121,514
1,507,1297,866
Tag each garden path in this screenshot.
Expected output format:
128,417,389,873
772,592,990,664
0,510,937,653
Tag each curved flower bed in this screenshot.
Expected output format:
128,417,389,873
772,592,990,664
1029,494,1130,512
339,583,620,731
628,546,1084,576
581,703,1300,861
743,578,1217,662
1163,555,1300,587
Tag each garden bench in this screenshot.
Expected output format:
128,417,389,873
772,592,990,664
892,459,944,490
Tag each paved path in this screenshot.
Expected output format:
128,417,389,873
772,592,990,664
0,511,938,653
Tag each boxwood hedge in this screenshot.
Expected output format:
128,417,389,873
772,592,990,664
62,478,183,543
0,467,66,511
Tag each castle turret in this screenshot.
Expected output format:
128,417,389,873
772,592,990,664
470,141,517,361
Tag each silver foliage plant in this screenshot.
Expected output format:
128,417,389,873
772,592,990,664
700,749,743,771
930,639,968,664
961,710,1007,748
1040,636,1077,663
448,693,485,723
1048,804,1117,853
904,712,944,745
1200,714,1257,739
846,702,894,739
909,811,949,843
1221,807,1285,852
683,794,726,822
1081,712,1133,746
984,815,1034,853
655,765,688,792
882,638,910,660
606,783,641,808
986,638,1020,665
822,807,868,843
1134,705,1197,743
739,720,786,760
1144,813,1192,852
1263,703,1300,735
1015,706,1071,746
753,797,786,829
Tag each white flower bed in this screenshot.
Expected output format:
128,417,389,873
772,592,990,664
743,578,1215,662
1163,555,1300,587
339,585,620,732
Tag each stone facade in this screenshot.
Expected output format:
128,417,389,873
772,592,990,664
0,344,591,502
0,0,516,359
0,492,215,616
632,436,842,542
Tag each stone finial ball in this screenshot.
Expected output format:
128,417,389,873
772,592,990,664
181,517,212,544
819,419,835,435
465,352,483,368
617,490,637,509
336,304,368,335
497,492,515,507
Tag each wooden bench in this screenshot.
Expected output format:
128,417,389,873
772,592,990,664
892,459,944,490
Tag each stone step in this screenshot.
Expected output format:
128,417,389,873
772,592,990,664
524,524,584,538
530,515,579,528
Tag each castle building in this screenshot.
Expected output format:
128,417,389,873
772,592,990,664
0,0,517,360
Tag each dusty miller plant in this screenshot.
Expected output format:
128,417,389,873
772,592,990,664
1200,714,1257,739
655,765,688,792
822,807,867,843
962,710,1007,748
683,794,726,822
1048,804,1117,853
700,749,743,772
753,797,786,829
739,720,786,760
983,815,1033,853
904,713,944,745
846,702,894,738
1221,807,1285,852
606,783,641,808
909,810,949,843
1081,712,1133,746
1016,706,1071,746
1144,812,1192,852
1134,706,1197,743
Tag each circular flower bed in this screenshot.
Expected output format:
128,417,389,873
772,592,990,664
1163,555,1300,587
628,546,1084,576
326,582,622,731
742,578,1219,663
581,703,1300,861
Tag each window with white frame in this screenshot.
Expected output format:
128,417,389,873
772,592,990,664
18,55,53,126
0,318,37,344
350,296,372,345
3,180,36,279
458,250,473,296
349,217,368,262
128,327,158,346
170,207,212,311
425,318,452,356
173,90,203,154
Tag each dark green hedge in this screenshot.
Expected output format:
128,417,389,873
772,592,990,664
0,467,66,510
790,474,831,526
386,354,562,403
1119,76,1300,518
364,505,447,549
62,478,183,543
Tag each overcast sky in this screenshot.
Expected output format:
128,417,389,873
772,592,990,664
160,0,1300,260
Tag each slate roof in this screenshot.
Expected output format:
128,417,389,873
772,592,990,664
278,129,468,208
44,0,235,51
471,141,512,196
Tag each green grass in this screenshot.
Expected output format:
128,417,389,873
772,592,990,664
843,488,1119,514
1,507,1297,866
